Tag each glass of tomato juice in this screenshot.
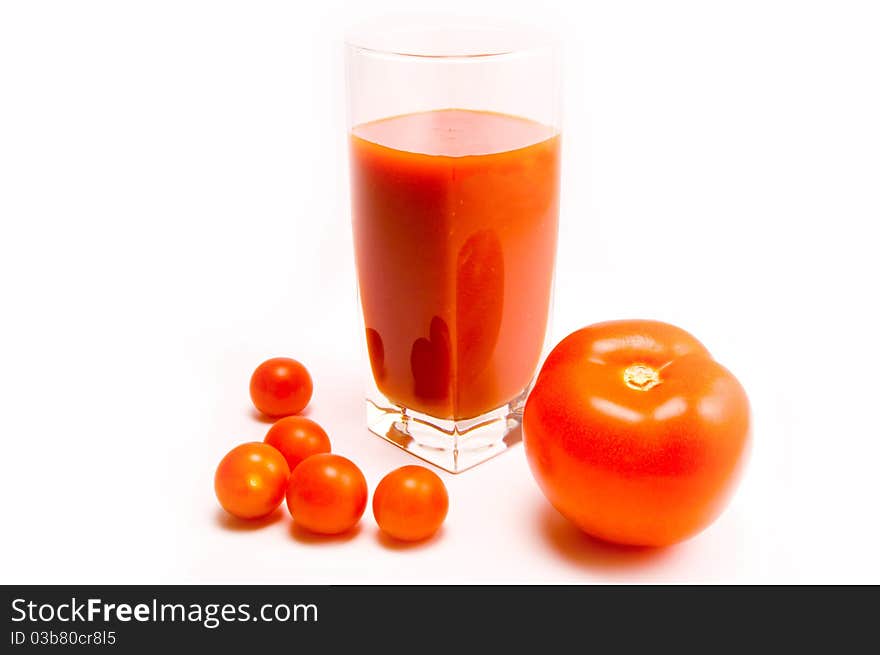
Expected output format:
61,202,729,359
345,18,561,472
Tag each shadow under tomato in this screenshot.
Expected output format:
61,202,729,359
249,408,276,424
249,406,312,424
289,521,363,545
214,507,285,532
374,526,445,552
538,504,675,572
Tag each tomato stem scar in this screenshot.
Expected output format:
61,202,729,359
623,363,661,391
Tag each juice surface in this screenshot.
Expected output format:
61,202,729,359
350,109,560,420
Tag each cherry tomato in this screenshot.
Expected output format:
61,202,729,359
214,442,290,519
523,319,750,547
264,416,331,471
249,357,313,417
372,465,448,542
286,454,367,535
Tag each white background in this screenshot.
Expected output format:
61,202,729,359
1,0,878,584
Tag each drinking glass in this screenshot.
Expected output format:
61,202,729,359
345,18,561,472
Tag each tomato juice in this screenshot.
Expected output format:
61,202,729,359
350,109,560,420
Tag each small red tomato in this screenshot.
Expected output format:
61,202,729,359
249,357,313,417
286,454,367,535
214,442,290,519
264,416,331,471
373,466,448,542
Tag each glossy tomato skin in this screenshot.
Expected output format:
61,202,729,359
264,416,331,471
523,320,750,547
214,442,291,519
373,466,449,542
249,357,313,417
286,454,367,535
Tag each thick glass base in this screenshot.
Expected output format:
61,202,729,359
365,385,530,473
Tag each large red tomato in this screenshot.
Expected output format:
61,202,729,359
523,320,750,547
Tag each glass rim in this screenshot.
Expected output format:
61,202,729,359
344,16,559,61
